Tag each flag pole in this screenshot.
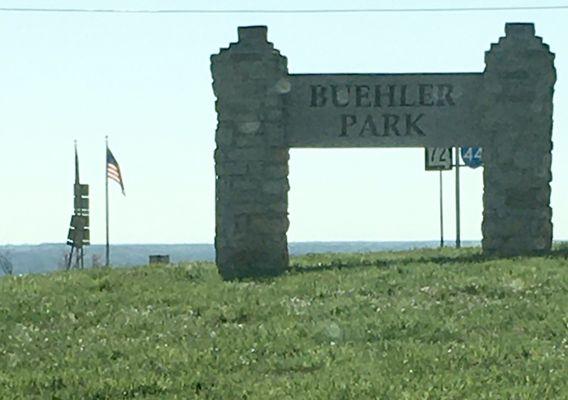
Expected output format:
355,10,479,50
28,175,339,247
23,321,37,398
105,136,110,267
74,140,79,184
75,140,84,268
69,140,79,268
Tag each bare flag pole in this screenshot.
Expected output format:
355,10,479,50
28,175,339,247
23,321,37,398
105,135,110,266
68,140,79,269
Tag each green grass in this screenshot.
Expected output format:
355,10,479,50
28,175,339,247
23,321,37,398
1,247,568,399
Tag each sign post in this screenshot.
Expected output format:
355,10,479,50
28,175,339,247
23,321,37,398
455,147,461,249
439,171,444,247
425,148,452,248
455,147,483,250
66,142,90,269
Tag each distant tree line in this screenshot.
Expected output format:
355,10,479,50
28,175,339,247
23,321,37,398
0,251,13,275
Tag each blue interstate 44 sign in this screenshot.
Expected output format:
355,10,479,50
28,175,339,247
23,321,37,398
461,147,483,168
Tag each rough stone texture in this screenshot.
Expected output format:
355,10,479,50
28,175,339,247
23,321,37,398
211,26,290,279
481,23,556,255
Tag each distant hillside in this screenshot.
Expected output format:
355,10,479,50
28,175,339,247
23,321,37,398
0,241,480,276
0,243,214,275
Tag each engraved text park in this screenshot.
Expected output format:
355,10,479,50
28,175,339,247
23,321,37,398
308,83,456,137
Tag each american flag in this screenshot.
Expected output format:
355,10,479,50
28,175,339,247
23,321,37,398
107,148,125,195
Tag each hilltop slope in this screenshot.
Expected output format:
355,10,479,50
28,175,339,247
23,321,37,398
1,248,567,399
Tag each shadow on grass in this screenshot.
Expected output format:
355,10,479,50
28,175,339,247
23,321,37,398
288,252,488,275
288,246,568,276
550,245,568,259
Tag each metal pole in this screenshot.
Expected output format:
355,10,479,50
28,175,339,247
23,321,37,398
455,147,461,249
74,140,79,184
439,170,444,248
105,136,110,267
67,246,74,270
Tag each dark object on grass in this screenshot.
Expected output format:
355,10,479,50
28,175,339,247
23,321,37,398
149,255,170,265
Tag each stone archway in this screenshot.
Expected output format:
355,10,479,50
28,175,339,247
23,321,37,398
211,23,555,279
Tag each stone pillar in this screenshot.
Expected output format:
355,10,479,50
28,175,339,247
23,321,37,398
211,26,290,279
482,23,556,256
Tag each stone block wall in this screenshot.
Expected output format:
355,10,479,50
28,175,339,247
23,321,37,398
211,26,290,279
481,23,556,255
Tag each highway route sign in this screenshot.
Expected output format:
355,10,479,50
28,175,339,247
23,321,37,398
425,148,453,171
461,147,483,168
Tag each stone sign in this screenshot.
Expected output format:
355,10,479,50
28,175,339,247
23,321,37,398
211,23,556,280
286,74,482,147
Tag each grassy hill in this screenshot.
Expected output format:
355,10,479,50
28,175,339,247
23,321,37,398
1,248,567,399
0,241,480,275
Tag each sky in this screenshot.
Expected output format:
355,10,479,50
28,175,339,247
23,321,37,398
1,0,567,245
